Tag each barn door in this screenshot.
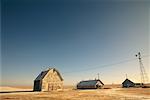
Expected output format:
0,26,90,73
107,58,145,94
48,84,54,91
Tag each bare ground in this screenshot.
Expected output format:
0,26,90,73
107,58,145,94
0,86,150,100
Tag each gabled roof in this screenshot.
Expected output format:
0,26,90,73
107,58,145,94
35,70,49,81
122,78,134,84
53,68,63,81
77,79,104,87
34,68,63,81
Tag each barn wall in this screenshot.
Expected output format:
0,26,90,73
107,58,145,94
33,80,42,91
42,69,63,91
77,85,96,89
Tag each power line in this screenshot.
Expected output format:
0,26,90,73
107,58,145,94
62,55,150,75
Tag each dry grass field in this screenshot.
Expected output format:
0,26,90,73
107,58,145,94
0,85,150,100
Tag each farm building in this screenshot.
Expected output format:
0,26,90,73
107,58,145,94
77,79,104,89
33,68,63,91
122,78,144,88
134,83,144,87
122,78,135,88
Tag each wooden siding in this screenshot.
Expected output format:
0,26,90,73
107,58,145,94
42,69,63,91
34,68,63,91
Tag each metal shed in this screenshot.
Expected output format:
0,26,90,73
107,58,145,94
77,79,104,89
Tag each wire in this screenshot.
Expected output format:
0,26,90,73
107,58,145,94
62,55,150,75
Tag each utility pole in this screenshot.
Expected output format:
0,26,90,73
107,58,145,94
135,52,149,84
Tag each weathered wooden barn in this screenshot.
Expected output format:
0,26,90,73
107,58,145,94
122,78,135,88
77,79,104,89
33,68,63,91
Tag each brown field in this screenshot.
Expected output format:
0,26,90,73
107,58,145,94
0,85,150,100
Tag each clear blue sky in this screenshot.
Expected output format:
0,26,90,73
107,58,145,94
1,0,150,86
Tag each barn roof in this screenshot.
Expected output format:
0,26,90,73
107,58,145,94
35,70,49,81
77,79,104,87
53,68,63,81
122,78,134,84
34,68,63,81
